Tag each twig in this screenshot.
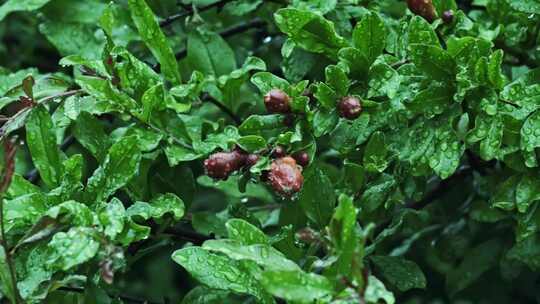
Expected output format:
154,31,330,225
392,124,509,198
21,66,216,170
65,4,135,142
164,226,212,245
202,93,241,125
159,0,235,27
0,138,21,303
173,18,267,60
38,89,83,105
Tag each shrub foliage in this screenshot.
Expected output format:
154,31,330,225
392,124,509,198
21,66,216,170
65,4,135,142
0,0,539,303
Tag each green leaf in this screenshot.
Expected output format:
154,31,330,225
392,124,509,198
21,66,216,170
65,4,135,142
298,166,336,227
202,239,300,271
352,12,387,63
48,227,100,271
364,275,395,304
260,270,333,302
239,114,288,137
127,193,185,221
73,112,110,161
363,131,389,173
26,105,63,188
408,16,439,47
368,63,400,99
181,286,233,304
521,110,540,152
0,0,51,21
251,72,289,94
172,247,266,300
508,234,540,270
226,218,269,245
407,85,453,117
164,144,202,166
128,0,181,84
409,44,456,80
446,239,503,295
325,65,349,97
327,195,361,278
370,256,426,292
274,8,348,59
505,0,540,14
516,174,540,213
98,198,126,239
85,135,142,203
236,135,267,153
187,28,237,76
39,22,104,59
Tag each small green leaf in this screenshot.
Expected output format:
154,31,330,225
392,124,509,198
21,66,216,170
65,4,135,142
353,12,387,63
409,44,456,80
261,270,333,302
128,0,181,84
127,193,185,221
363,131,388,173
188,28,237,76
48,227,100,271
521,110,540,152
226,219,269,245
274,8,348,59
85,135,142,203
202,239,300,271
0,0,51,21
370,256,426,292
325,65,349,96
298,166,336,227
26,105,63,188
172,247,266,299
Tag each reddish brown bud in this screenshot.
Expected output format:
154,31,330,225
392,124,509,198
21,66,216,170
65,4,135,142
442,10,454,23
407,0,437,22
292,151,310,167
204,151,246,180
245,154,260,167
338,96,362,120
268,156,304,196
272,146,287,158
264,89,290,113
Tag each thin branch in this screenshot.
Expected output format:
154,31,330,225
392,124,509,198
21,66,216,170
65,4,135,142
38,89,83,105
173,18,267,60
159,0,235,27
0,138,21,303
202,93,241,125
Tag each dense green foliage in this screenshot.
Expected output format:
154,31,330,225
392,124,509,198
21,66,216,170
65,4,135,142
0,0,539,303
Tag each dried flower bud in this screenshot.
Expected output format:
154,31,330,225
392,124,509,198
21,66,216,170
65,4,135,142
407,0,437,22
268,156,304,196
264,89,291,113
338,96,362,120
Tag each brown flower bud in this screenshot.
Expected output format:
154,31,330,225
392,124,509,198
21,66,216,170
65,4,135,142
407,0,437,22
204,151,246,180
268,156,304,196
442,10,454,23
292,151,310,167
338,96,362,120
264,89,291,113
